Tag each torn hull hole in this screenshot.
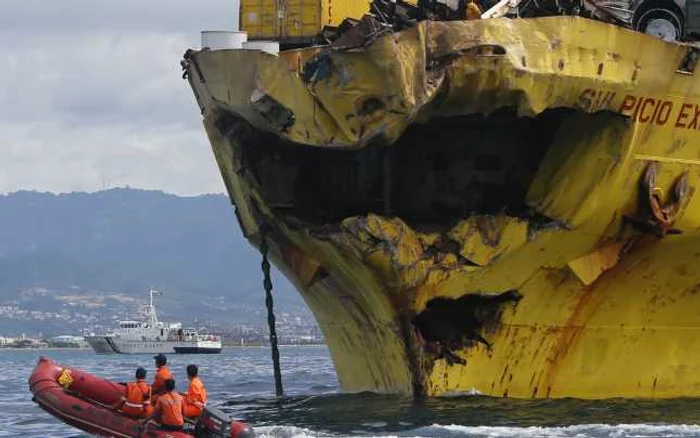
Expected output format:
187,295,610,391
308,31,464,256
413,290,522,364
229,107,578,226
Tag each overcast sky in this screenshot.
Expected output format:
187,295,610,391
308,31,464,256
1,1,241,195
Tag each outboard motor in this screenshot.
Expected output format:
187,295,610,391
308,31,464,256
195,406,254,438
230,421,255,438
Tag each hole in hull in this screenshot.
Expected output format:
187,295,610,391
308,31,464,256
230,107,579,228
413,290,522,364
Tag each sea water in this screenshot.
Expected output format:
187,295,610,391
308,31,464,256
5,346,700,437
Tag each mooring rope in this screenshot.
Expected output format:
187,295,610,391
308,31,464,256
260,226,284,397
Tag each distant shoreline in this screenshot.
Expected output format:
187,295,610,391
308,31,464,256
221,343,326,347
223,343,327,348
0,344,327,352
0,347,91,352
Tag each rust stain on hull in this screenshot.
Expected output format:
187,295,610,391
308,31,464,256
184,16,700,398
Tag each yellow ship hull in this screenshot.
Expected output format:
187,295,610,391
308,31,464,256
183,16,700,398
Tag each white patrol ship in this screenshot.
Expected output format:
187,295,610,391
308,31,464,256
84,289,222,354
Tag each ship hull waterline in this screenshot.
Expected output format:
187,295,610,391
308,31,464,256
84,336,223,354
184,16,700,399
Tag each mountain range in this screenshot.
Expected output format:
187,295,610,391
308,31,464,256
0,188,308,334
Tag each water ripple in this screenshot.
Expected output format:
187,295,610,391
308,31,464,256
5,347,700,437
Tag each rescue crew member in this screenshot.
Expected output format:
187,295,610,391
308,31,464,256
112,367,152,418
140,378,184,431
183,364,207,418
151,354,172,401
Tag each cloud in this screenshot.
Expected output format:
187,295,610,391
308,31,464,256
0,0,240,34
1,0,242,195
2,120,220,194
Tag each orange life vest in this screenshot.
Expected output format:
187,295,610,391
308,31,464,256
152,366,172,398
121,380,151,418
183,377,207,417
156,392,184,427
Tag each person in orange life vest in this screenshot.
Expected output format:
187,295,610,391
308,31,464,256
183,364,207,418
140,378,185,431
151,354,172,402
112,367,153,418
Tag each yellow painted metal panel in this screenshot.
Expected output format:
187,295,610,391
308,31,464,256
185,17,700,399
320,0,372,27
240,1,278,40
241,0,371,40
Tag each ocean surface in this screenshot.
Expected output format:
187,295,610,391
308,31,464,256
6,346,700,437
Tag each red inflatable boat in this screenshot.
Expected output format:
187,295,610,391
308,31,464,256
29,357,254,438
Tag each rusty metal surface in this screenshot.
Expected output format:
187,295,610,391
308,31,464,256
625,163,691,236
185,17,690,149
184,17,700,398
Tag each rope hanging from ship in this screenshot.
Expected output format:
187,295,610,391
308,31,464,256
260,225,284,397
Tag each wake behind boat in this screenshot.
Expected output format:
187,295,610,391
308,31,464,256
84,289,222,355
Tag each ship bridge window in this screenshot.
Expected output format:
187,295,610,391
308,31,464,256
235,107,592,226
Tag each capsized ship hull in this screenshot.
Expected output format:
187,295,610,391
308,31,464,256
183,16,700,398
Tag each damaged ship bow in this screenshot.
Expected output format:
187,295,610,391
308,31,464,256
183,16,700,399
